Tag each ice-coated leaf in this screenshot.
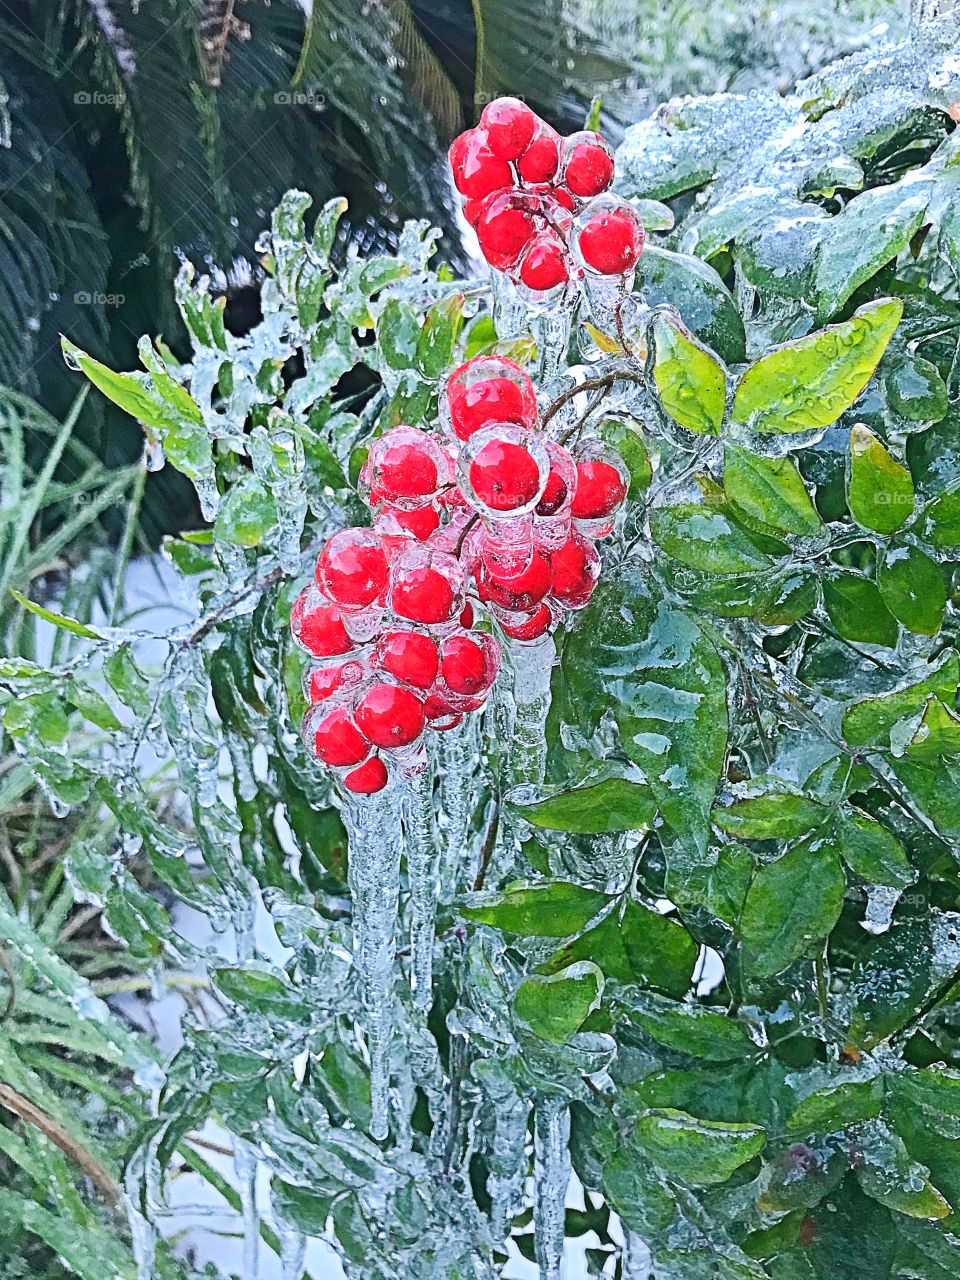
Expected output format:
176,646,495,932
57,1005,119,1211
65,678,122,731
557,567,728,858
652,315,726,436
213,475,278,548
416,292,464,379
877,544,945,636
885,355,948,424
922,490,960,548
834,810,913,889
638,245,745,363
903,696,960,763
823,571,898,646
813,180,930,320
713,782,830,840
376,298,420,370
785,1078,884,1136
732,298,902,434
514,962,604,1044
542,901,697,998
460,882,610,937
9,590,102,640
842,652,959,746
855,1121,951,1220
634,1108,765,1186
650,505,771,574
723,446,821,536
509,776,656,835
628,996,755,1062
104,645,152,717
847,425,915,535
740,841,845,978
597,417,652,499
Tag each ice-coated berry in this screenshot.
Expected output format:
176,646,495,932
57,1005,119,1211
549,533,601,608
459,601,475,629
440,632,500,696
343,756,388,794
536,441,577,517
317,528,389,608
449,128,513,200
519,233,569,291
571,458,628,519
376,630,439,690
475,194,538,271
578,208,643,275
370,430,440,505
313,707,370,767
480,97,538,161
479,550,552,612
499,602,553,640
309,660,362,703
446,356,537,441
517,125,560,184
390,548,463,625
468,435,544,513
356,683,425,748
292,589,353,657
376,504,441,541
562,133,614,198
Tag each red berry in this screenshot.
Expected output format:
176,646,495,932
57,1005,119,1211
391,554,461,624
462,198,484,227
520,234,569,291
480,551,552,612
571,460,627,519
578,209,643,275
469,438,542,512
476,196,537,271
317,529,388,608
549,534,600,608
376,630,439,690
480,97,538,161
563,134,614,197
343,756,388,794
500,603,553,640
378,505,441,541
552,187,576,212
309,662,356,703
356,684,425,748
314,707,370,767
459,601,475,629
292,591,352,657
536,468,569,516
517,127,560,183
376,440,439,504
446,357,537,441
449,128,513,200
424,692,457,720
441,634,495,695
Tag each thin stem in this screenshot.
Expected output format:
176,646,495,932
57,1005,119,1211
540,369,643,431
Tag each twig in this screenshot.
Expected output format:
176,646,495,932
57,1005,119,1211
454,512,480,558
540,370,643,431
0,1083,121,1207
473,801,500,891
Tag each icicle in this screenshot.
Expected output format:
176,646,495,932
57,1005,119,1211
509,633,556,788
404,764,438,1012
622,1229,652,1278
234,1138,260,1280
439,722,473,895
144,439,165,472
490,271,527,341
278,1222,307,1280
534,305,573,385
478,1062,531,1244
344,788,403,1140
533,1094,570,1280
122,1189,156,1280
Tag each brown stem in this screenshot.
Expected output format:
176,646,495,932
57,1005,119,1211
540,369,643,430
0,1083,121,1207
473,801,500,891
454,512,480,559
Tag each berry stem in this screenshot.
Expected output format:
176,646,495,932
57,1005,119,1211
540,368,643,430
454,511,481,557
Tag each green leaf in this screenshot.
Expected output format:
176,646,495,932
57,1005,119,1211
62,338,172,431
842,652,959,746
597,417,652,498
630,998,756,1062
0,1189,135,1280
823,571,898,646
638,246,746,363
66,679,122,731
834,810,913,889
740,842,846,978
885,355,948,423
723,446,821,536
847,424,915,534
877,544,945,636
9,590,102,639
212,966,302,1019
213,476,278,548
556,570,728,858
416,293,465,379
732,298,902,434
650,505,771,574
104,645,152,717
813,182,930,321
464,314,498,359
514,962,604,1043
542,901,697,997
713,784,830,840
786,1078,884,1135
634,1108,765,1186
904,696,960,762
652,315,726,435
460,883,610,937
855,1123,951,1220
922,490,960,548
377,298,420,370
509,777,656,835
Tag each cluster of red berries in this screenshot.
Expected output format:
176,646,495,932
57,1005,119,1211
291,355,629,794
449,97,644,294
